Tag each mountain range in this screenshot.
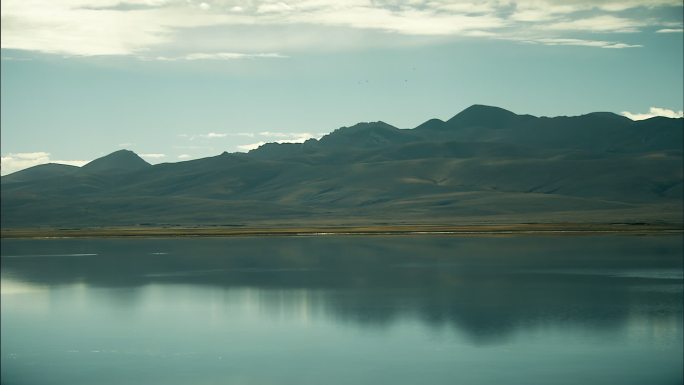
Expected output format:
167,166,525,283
2,105,682,228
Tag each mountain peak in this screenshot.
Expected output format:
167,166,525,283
318,121,412,148
581,111,632,123
82,149,150,173
343,121,396,131
415,118,446,131
461,104,514,114
447,105,521,127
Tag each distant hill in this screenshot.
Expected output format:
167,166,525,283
2,105,682,228
1,163,80,185
81,149,150,173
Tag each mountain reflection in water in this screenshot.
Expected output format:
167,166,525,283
1,235,682,385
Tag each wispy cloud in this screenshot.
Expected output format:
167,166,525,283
542,15,645,33
237,142,266,151
80,1,169,12
1,152,89,175
260,131,321,141
52,159,89,167
7,151,49,160
1,0,173,55
179,133,219,140
510,3,580,22
180,132,257,140
178,154,193,159
259,131,292,138
1,56,31,61
3,0,679,56
150,52,287,61
140,153,166,159
173,144,211,150
290,6,507,36
656,28,683,33
236,131,323,152
524,38,642,49
621,107,684,120
200,132,228,139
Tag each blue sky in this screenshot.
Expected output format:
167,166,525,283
1,0,683,175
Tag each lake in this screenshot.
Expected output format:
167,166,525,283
1,235,682,385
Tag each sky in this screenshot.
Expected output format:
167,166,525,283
1,0,683,175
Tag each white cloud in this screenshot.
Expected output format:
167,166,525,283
621,107,684,120
151,52,287,61
286,6,507,36
201,132,228,138
543,15,645,33
257,2,292,14
180,132,259,140
601,42,642,49
186,52,285,60
237,142,266,151
52,159,89,167
656,28,683,33
464,30,497,37
259,131,321,142
1,56,31,61
510,3,580,22
236,131,323,152
524,38,642,48
595,0,682,11
12,151,50,160
173,144,209,149
178,154,192,159
140,153,166,159
510,9,560,22
1,0,250,56
430,2,496,14
180,133,216,140
1,0,678,56
509,0,682,13
1,152,89,175
183,131,311,143
259,131,289,137
1,1,172,55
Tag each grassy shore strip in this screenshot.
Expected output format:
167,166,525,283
1,223,682,239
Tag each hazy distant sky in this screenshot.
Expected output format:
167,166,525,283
1,0,683,174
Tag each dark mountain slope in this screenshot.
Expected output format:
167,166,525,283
1,163,80,185
2,105,682,227
413,106,676,154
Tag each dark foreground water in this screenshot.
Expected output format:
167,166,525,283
1,235,682,385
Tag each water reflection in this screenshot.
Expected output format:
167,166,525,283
2,236,683,385
2,235,682,344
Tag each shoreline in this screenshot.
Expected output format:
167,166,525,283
2,223,682,239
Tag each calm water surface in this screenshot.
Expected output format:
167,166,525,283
1,235,682,385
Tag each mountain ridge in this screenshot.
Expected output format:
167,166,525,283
2,105,682,228
4,105,675,177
